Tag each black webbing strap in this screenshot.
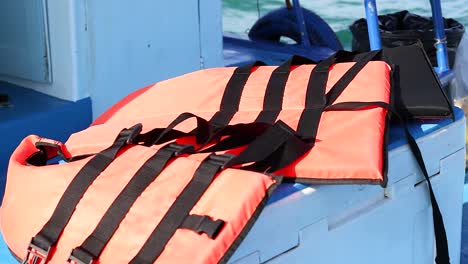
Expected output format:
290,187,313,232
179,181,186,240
254,58,293,123
200,120,312,171
295,54,334,141
67,112,216,264
296,50,380,141
67,143,195,264
200,125,311,174
255,55,319,124
325,101,450,264
242,128,312,173
203,54,330,153
201,57,321,153
69,119,287,264
22,124,143,264
209,63,259,128
200,133,257,153
141,57,300,151
140,112,212,146
129,153,231,264
200,121,277,154
130,121,310,264
221,121,311,173
325,50,381,105
26,112,211,168
137,128,187,146
404,126,450,264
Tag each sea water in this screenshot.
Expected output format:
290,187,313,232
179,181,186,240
223,0,468,50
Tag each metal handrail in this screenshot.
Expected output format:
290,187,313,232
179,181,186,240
364,0,450,73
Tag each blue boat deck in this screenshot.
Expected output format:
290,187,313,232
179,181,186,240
0,38,464,264
0,82,92,198
0,0,464,262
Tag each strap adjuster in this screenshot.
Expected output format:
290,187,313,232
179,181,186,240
22,239,50,264
206,153,236,169
118,123,143,144
67,247,94,264
179,214,225,239
192,215,225,239
165,143,195,156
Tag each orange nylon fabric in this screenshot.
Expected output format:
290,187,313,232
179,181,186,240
88,62,391,184
96,63,390,125
1,61,391,263
1,136,277,264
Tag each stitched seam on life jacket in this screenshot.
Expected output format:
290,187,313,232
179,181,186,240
218,181,280,264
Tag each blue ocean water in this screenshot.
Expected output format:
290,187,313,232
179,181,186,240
223,0,468,49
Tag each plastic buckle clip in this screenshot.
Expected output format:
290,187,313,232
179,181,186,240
206,153,236,170
22,240,50,264
193,216,225,239
166,143,195,156
118,123,143,144
67,248,94,264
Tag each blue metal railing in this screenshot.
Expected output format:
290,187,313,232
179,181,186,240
363,0,450,73
288,0,451,75
364,0,382,50
430,0,450,73
292,0,311,47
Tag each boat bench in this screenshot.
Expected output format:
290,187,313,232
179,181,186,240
229,107,466,264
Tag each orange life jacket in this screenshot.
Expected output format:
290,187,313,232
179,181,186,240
1,50,449,264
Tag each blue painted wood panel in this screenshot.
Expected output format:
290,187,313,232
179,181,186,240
85,0,215,117
0,0,50,82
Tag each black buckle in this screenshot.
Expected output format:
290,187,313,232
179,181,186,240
22,239,50,264
194,216,225,239
206,153,236,169
67,248,94,264
118,123,143,144
165,143,195,156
